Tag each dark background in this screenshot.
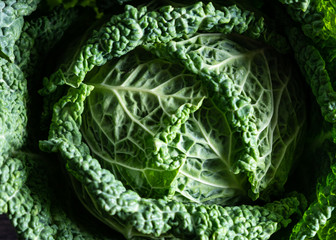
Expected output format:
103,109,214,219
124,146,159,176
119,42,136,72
0,215,18,240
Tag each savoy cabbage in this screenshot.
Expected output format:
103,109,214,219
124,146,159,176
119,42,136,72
0,0,336,239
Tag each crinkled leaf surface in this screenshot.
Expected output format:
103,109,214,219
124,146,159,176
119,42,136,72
80,33,306,205
148,33,306,199
0,0,40,62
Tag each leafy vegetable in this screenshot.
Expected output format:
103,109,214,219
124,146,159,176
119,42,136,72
0,0,336,239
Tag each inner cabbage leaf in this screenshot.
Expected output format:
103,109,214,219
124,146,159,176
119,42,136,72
81,33,306,205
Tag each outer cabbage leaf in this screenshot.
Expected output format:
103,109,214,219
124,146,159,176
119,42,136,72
283,0,336,92
285,12,336,240
1,151,111,239
277,0,310,11
290,161,336,240
318,208,336,240
14,8,78,77
0,0,40,62
0,6,110,240
40,2,266,91
284,0,336,43
0,60,27,155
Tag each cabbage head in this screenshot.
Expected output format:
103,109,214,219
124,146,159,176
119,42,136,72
79,33,306,206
